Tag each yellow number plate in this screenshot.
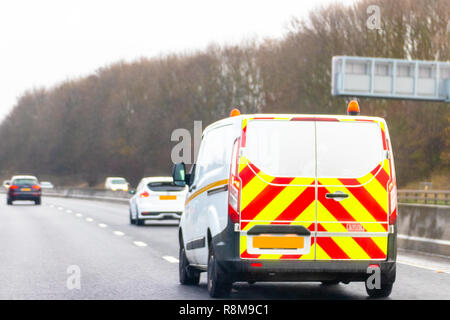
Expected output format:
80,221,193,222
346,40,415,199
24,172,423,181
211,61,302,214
253,236,304,249
159,195,177,200
21,188,31,191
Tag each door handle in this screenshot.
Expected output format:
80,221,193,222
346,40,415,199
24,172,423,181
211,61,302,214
207,184,228,196
325,191,349,200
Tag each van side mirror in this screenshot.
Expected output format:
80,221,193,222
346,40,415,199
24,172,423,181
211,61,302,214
173,163,186,187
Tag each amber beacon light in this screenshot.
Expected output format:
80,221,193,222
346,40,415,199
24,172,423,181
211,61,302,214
230,108,241,117
347,100,360,115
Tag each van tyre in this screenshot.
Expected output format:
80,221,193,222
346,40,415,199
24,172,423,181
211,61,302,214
179,247,200,285
207,246,232,298
35,198,41,205
365,282,393,298
7,199,12,205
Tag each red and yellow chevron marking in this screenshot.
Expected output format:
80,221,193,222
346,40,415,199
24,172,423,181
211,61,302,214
315,157,389,260
238,158,389,260
317,161,389,222
315,236,387,260
239,157,316,260
318,160,389,187
239,157,315,227
315,219,387,260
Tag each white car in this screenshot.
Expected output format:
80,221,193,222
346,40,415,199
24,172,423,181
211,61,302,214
105,177,129,191
40,181,54,189
129,177,188,225
2,180,10,189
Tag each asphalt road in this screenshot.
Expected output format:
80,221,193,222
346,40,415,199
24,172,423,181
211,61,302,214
0,194,449,300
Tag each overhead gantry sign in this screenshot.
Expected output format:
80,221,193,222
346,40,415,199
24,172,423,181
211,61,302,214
332,56,450,102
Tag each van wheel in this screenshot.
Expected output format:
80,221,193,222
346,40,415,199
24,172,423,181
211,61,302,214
7,199,13,205
179,247,200,285
365,283,393,298
35,198,41,205
129,210,136,225
207,246,231,298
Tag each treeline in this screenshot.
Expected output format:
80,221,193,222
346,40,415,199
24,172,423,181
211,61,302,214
0,0,448,187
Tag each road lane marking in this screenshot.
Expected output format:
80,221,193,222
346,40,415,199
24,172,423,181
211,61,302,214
49,204,54,208
57,207,63,210
86,217,94,222
98,223,108,228
113,231,125,236
75,213,83,218
163,256,179,263
66,210,73,213
133,241,147,247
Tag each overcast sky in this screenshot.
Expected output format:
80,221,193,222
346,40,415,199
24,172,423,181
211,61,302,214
0,0,356,119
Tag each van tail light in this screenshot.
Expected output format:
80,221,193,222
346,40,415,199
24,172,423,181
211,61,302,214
140,191,149,198
228,138,241,224
9,185,19,190
388,182,397,225
228,175,241,223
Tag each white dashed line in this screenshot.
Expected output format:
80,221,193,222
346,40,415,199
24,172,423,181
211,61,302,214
49,204,54,208
85,217,94,222
113,231,125,236
133,241,147,247
75,213,83,218
66,210,72,213
163,256,179,263
57,207,63,210
98,223,108,228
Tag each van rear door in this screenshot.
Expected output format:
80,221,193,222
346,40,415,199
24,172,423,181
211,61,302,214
238,118,317,260
315,120,390,260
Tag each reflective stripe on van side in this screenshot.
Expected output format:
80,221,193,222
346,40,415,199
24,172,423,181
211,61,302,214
185,179,228,206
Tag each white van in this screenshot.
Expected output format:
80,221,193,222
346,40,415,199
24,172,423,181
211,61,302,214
173,105,397,298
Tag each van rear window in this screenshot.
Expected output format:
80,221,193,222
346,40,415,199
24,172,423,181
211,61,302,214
147,182,185,192
316,121,384,178
246,120,316,177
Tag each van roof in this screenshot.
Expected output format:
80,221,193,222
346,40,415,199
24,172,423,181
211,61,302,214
204,113,386,133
